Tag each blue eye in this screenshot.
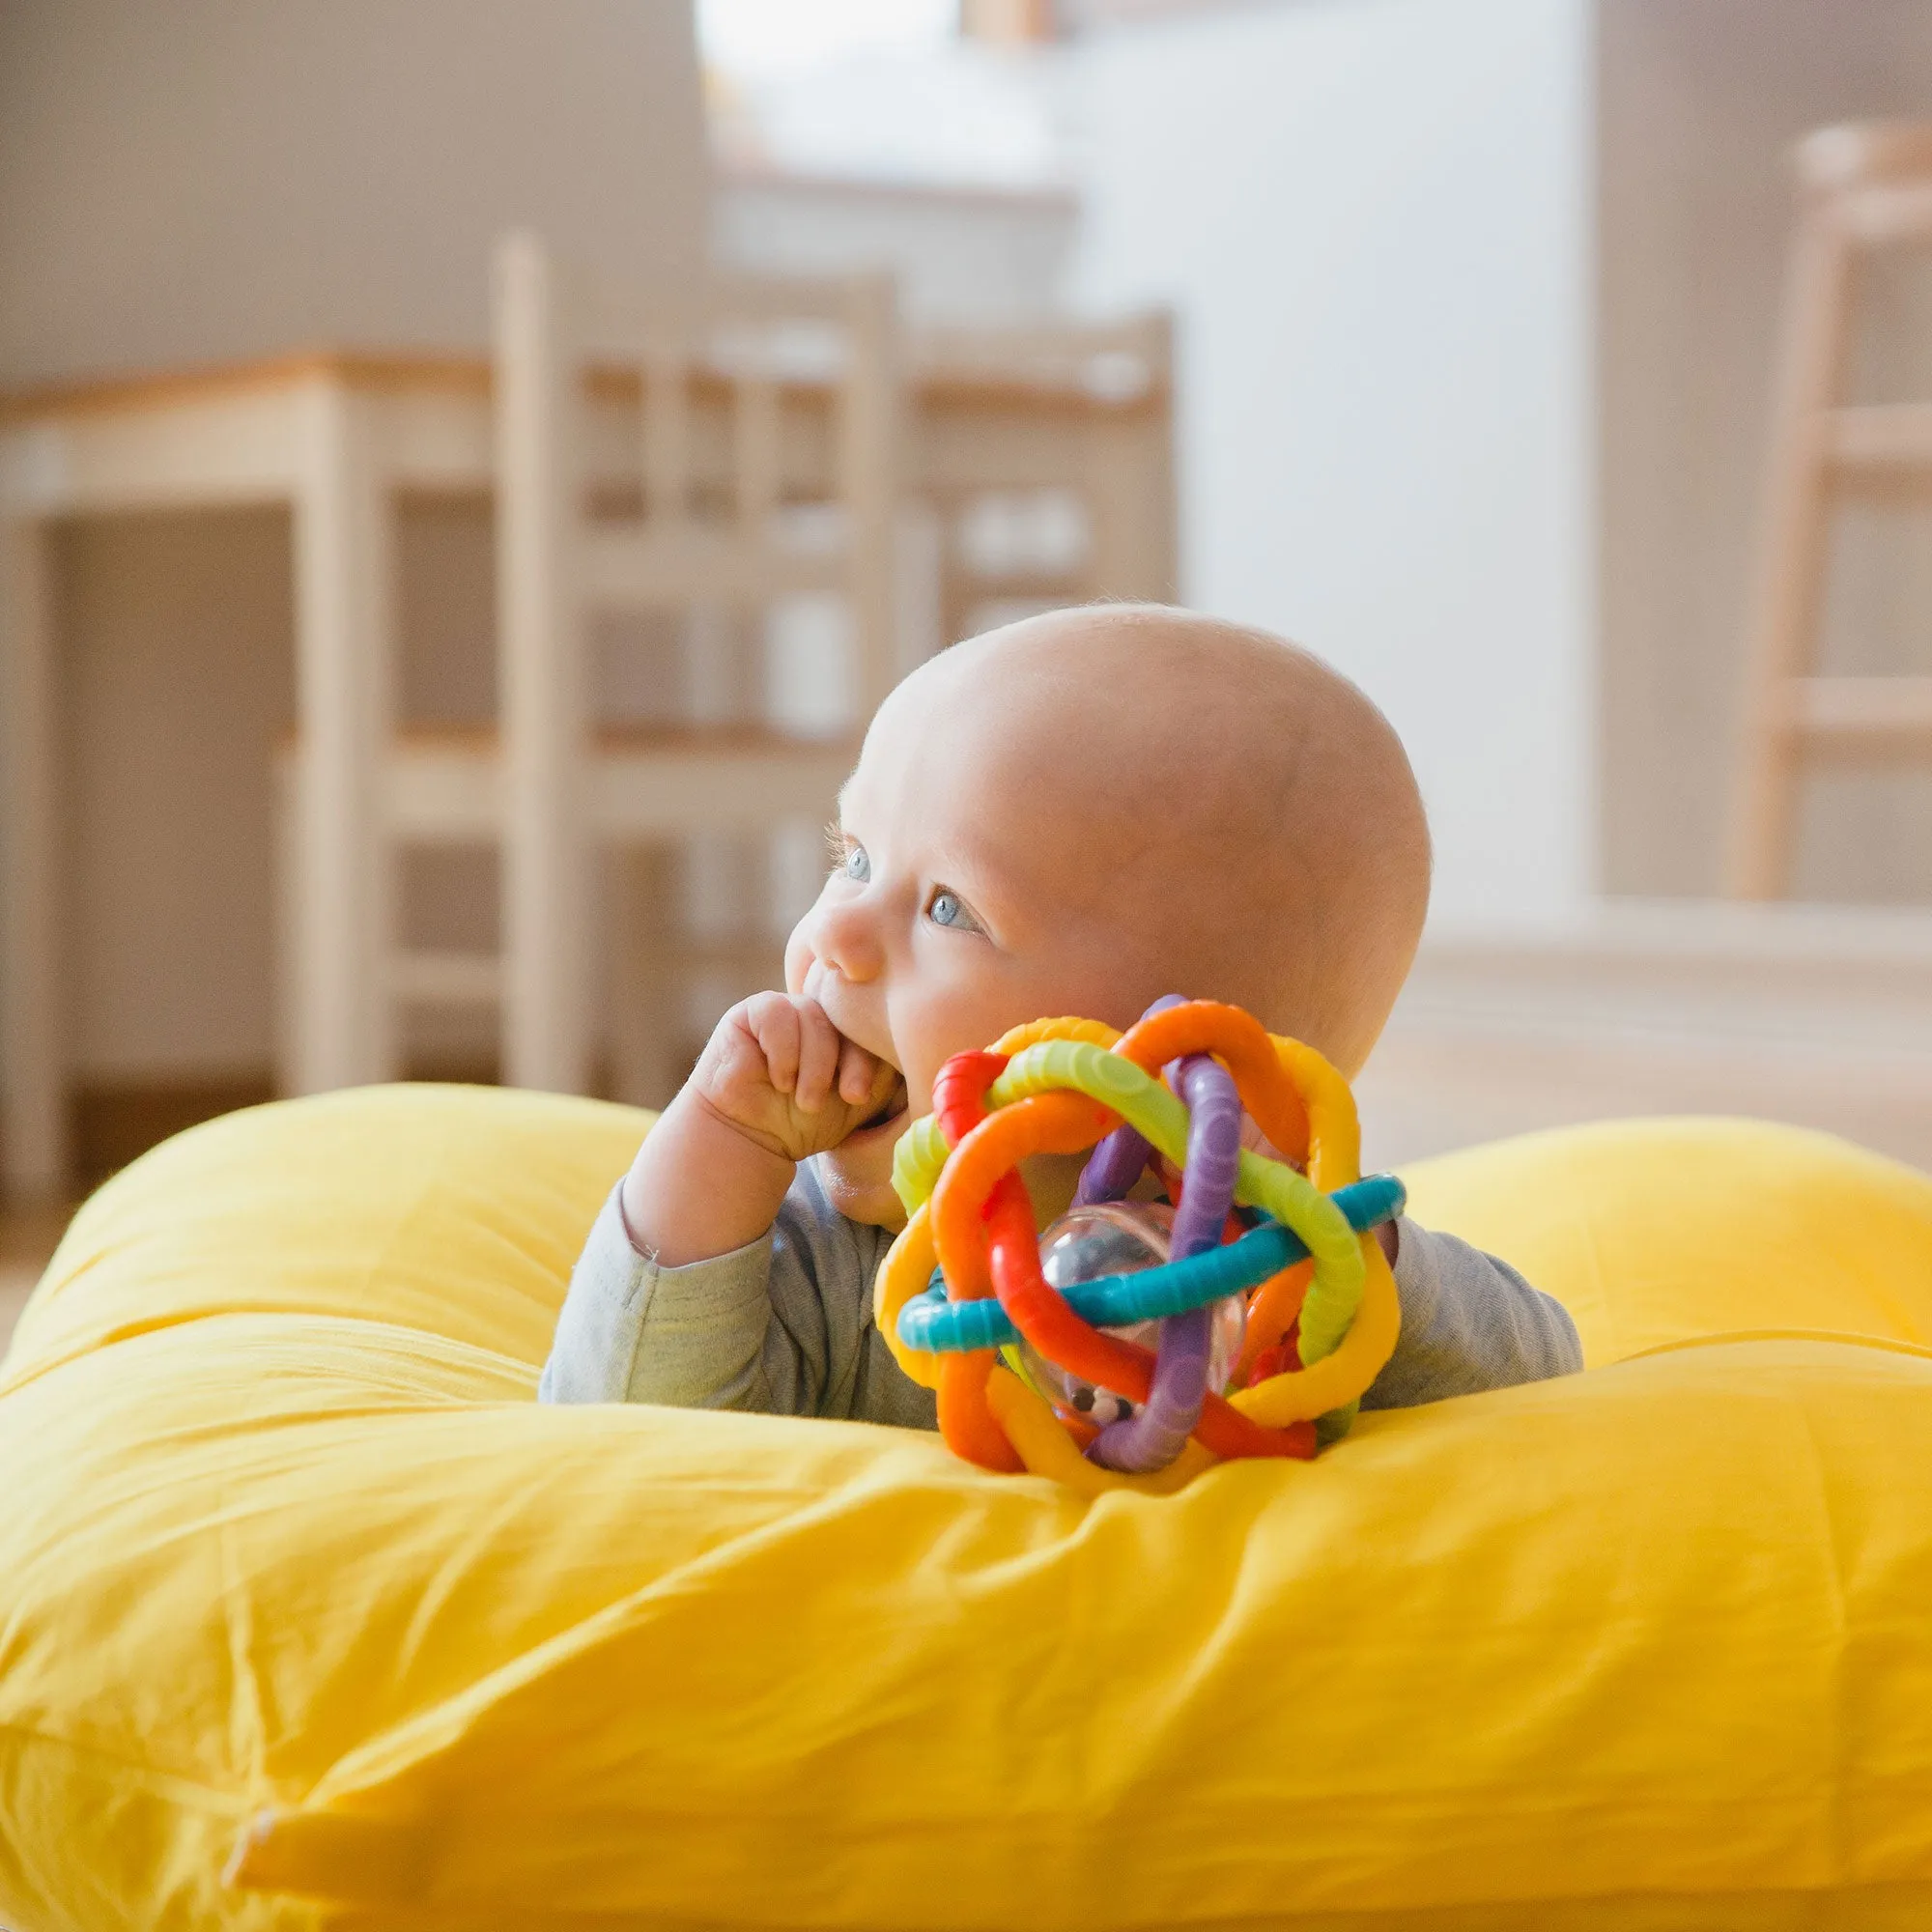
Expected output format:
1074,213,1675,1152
842,842,870,883
928,889,975,930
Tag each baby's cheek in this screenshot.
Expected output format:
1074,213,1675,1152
899,989,984,1079
895,1032,961,1122
898,1017,1009,1120
900,1050,942,1122
895,949,1043,1097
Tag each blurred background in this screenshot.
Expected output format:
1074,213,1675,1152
5,0,1932,1333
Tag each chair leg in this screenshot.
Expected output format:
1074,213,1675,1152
496,232,591,1094
0,516,68,1201
1726,204,1860,899
609,842,681,1111
290,377,396,1089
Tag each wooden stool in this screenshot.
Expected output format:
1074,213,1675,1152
1728,122,1932,899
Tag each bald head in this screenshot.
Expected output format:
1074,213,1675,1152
876,606,1430,1073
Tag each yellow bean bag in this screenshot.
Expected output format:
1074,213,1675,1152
4,1089,1932,1932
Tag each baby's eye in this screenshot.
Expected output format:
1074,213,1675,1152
926,887,980,932
823,821,869,883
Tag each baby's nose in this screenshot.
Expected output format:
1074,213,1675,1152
793,891,884,985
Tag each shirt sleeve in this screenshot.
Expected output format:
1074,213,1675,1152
537,1160,937,1432
1361,1219,1583,1410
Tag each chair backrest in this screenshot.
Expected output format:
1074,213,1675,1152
1795,120,1932,243
914,313,1173,408
491,233,903,1092
909,312,1177,641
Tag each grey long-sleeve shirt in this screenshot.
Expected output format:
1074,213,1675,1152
537,1158,1582,1420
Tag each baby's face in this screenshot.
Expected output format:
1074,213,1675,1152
784,678,1163,1228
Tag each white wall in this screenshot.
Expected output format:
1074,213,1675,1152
0,0,708,387
1065,0,1596,930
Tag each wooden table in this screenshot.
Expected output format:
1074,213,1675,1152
0,335,1173,1200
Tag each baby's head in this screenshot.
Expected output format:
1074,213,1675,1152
784,605,1431,1225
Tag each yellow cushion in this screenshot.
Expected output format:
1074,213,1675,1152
4,1089,1932,1931
1399,1115,1932,1368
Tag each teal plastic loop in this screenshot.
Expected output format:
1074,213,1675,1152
897,1173,1405,1354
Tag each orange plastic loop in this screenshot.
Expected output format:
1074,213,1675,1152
1236,1259,1313,1385
938,1350,1023,1471
930,1091,1120,1302
1115,1001,1313,1172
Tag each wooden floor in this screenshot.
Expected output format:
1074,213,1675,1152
4,899,1931,1360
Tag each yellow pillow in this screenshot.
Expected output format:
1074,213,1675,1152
1400,1115,1932,1367
3,1089,1932,1932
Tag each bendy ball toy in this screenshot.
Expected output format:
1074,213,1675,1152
873,996,1405,1496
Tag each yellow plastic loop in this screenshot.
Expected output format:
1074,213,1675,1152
1274,1036,1360,1194
1233,1236,1401,1425
990,1015,1122,1058
873,1203,945,1389
892,1115,952,1218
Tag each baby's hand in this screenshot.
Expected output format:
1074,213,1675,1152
690,992,897,1165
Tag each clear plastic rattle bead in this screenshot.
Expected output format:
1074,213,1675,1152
1016,1201,1246,1426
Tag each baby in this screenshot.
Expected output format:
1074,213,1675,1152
540,607,1579,1422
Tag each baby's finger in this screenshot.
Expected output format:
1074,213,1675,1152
750,996,801,1094
837,1035,887,1108
791,1000,841,1113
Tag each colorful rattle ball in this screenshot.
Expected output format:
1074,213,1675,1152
872,996,1406,1496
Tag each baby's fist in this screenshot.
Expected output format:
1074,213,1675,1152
690,992,897,1164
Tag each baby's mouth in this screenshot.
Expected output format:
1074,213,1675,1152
852,1071,910,1138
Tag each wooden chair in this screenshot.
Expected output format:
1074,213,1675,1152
264,247,1182,1113
1728,123,1932,898
378,235,902,1098
911,315,1176,642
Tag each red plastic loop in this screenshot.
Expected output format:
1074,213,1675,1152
933,1050,1009,1150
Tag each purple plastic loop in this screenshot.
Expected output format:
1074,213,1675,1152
1073,994,1187,1207
1090,1302,1214,1471
1166,1052,1243,1259
1072,1124,1151,1206
1089,1050,1241,1472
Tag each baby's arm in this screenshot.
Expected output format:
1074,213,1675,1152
1365,1222,1582,1408
539,995,932,1426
